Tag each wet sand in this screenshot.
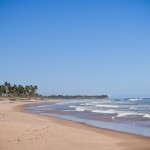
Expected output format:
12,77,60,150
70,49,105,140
0,99,150,150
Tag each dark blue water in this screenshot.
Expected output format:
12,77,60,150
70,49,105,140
26,98,150,137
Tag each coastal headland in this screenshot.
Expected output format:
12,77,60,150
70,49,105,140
0,98,150,150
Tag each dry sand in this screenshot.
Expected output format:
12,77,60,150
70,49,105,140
0,99,150,150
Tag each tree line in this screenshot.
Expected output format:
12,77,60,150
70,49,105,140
46,95,108,99
0,82,38,97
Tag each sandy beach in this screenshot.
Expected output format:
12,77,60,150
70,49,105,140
0,99,150,150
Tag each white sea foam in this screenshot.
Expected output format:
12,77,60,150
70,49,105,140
143,114,150,118
56,102,68,105
91,102,100,104
80,103,92,106
37,105,48,108
92,109,117,114
117,112,143,117
80,104,86,106
56,100,79,105
63,110,77,112
96,104,118,108
69,105,77,108
128,98,142,101
75,107,86,111
129,106,137,110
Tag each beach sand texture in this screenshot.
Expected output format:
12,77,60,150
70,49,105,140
0,99,150,150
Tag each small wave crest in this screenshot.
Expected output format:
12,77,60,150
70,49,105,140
80,103,92,106
143,114,150,118
128,98,142,102
96,104,118,108
117,112,142,117
37,105,48,108
75,107,86,111
69,105,77,108
92,109,117,114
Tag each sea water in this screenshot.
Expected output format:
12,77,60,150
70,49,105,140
26,98,150,137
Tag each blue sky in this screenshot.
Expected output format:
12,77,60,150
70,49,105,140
0,0,150,98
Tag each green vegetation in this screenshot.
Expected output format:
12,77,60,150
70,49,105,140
0,82,108,100
0,82,38,97
45,95,108,99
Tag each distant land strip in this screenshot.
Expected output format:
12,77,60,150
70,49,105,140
44,95,108,99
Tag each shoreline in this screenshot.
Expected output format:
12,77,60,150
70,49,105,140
0,99,150,150
25,100,150,138
23,102,150,139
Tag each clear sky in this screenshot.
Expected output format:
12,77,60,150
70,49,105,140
0,0,150,98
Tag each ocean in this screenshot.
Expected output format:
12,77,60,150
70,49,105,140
26,98,150,137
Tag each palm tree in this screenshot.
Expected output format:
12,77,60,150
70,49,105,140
7,83,12,96
1,85,6,96
17,85,24,96
4,82,9,96
34,86,38,93
0,82,38,97
25,85,29,96
0,85,2,96
13,84,18,97
29,85,34,96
